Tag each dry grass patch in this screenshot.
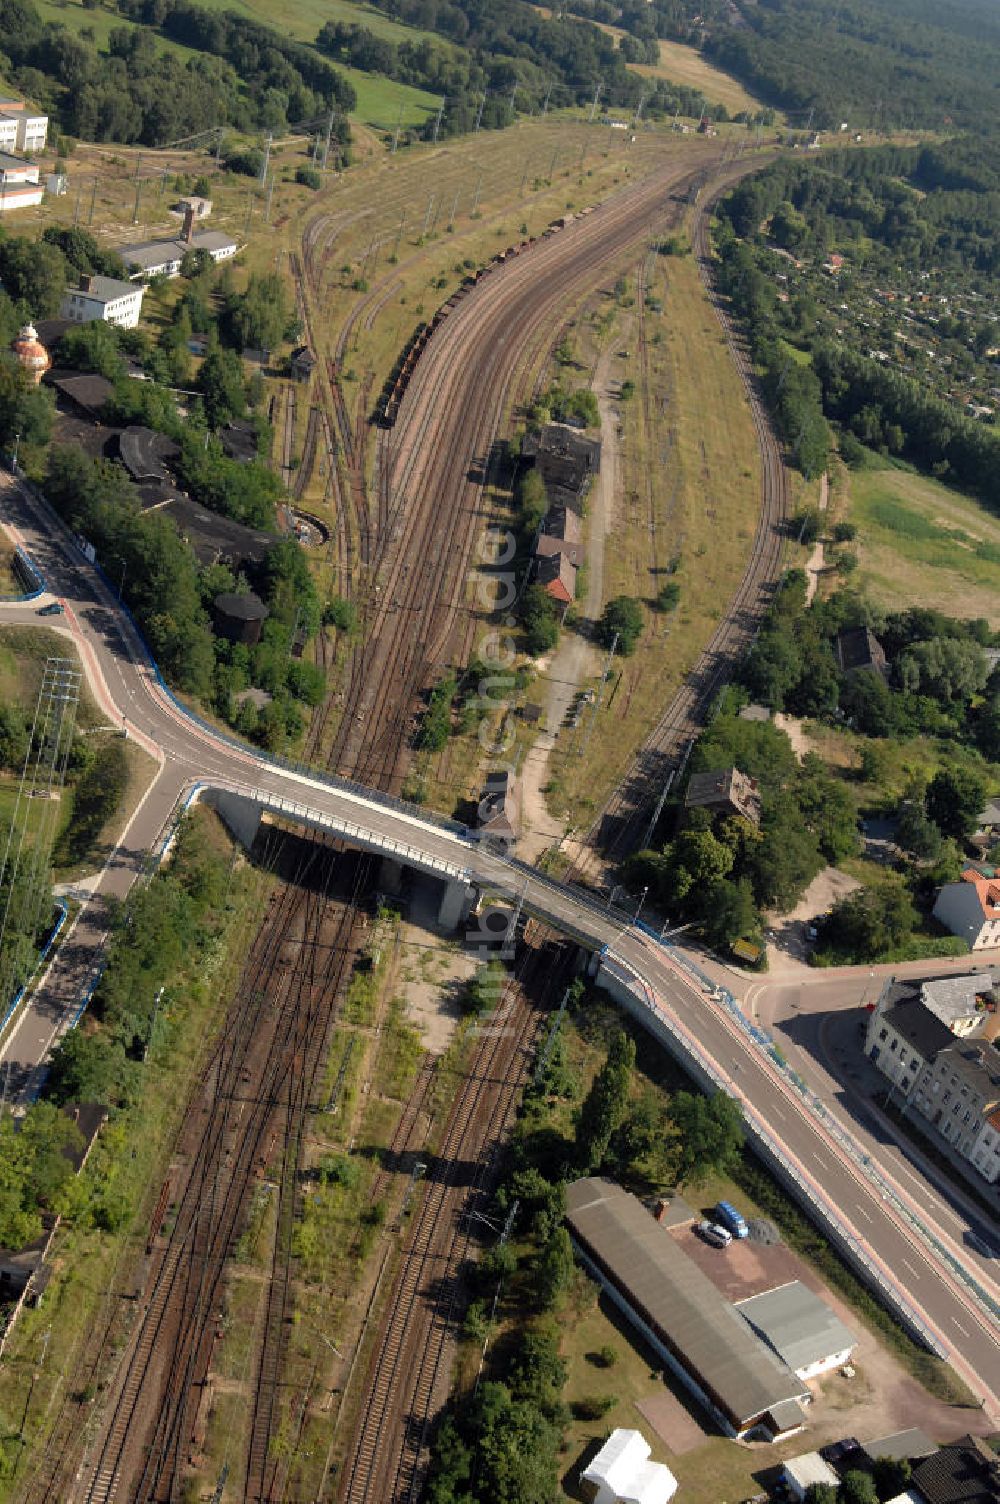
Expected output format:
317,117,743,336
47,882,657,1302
632,38,767,117
547,245,762,827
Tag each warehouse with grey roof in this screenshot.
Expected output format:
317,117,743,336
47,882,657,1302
736,1281,856,1380
565,1178,808,1440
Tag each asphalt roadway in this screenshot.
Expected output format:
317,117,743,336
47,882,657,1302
2,473,1000,1413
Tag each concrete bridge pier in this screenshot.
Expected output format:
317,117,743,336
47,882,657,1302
438,877,476,931
203,789,263,851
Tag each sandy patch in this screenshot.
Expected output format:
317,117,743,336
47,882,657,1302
773,712,811,762
396,883,478,1054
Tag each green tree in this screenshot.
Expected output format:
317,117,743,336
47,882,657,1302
517,467,548,535
535,1226,575,1311
0,236,68,316
0,362,55,450
576,1028,635,1171
896,801,942,861
195,346,247,428
897,637,989,703
926,767,987,840
667,1090,743,1186
55,320,125,379
839,1470,879,1504
804,1487,838,1504
598,596,644,655
521,584,559,656
820,881,918,960
872,1458,912,1501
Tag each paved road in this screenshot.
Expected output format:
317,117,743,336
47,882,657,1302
3,472,1000,1408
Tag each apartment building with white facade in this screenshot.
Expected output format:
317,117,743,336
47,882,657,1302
61,275,146,330
865,971,1000,1183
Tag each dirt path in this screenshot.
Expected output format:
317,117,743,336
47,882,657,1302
518,341,621,861
804,470,829,606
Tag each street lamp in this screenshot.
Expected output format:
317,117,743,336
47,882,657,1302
11,430,20,471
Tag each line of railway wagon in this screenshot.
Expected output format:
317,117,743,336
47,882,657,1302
377,208,596,425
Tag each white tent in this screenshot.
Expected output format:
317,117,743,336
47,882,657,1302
580,1429,678,1504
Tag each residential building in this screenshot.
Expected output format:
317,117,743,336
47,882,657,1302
536,550,577,610
933,869,1000,950
535,504,584,568
0,152,43,211
685,766,762,828
908,1434,1000,1504
864,969,1000,1184
565,1178,808,1441
972,798,1000,853
858,1430,937,1469
735,1281,856,1381
61,274,145,330
580,1429,677,1504
476,770,520,843
834,625,888,678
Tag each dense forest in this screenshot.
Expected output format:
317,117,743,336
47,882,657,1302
358,0,748,127
582,0,1000,132
0,0,354,144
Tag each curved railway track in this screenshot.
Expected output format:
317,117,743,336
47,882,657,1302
321,151,726,799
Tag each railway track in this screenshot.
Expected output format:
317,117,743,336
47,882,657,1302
339,935,562,1504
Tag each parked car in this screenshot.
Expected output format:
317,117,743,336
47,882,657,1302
696,1220,732,1248
714,1200,749,1239
36,601,63,616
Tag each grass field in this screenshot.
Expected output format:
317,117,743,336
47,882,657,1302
848,461,1000,624
632,37,766,117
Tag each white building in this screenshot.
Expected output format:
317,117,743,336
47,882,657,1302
736,1281,856,1382
0,99,48,154
61,275,146,330
933,868,1000,950
782,1453,841,1502
580,1430,677,1504
116,228,239,280
0,153,43,212
865,969,1000,1184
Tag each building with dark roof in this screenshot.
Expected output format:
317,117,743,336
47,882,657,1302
909,1434,1000,1503
523,422,602,502
48,370,115,420
859,1429,937,1467
535,505,584,568
685,766,762,828
290,345,317,383
565,1178,808,1440
219,420,259,464
136,486,277,570
476,769,520,843
835,626,888,678
212,592,269,646
736,1281,856,1381
117,426,180,483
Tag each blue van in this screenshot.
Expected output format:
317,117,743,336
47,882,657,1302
714,1200,749,1239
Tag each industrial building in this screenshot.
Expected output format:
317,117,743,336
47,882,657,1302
476,770,520,843
580,1429,677,1504
61,274,146,330
565,1178,808,1440
736,1281,856,1380
212,592,269,647
117,206,239,280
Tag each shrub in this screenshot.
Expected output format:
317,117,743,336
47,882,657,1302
296,166,322,190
